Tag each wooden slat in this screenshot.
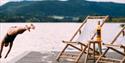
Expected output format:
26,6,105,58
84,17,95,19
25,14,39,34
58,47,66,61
61,53,78,58
87,55,100,60
60,53,80,60
68,44,82,51
62,40,80,44
100,57,121,62
98,60,113,63
104,44,122,48
109,47,125,56
88,16,109,19
60,55,77,60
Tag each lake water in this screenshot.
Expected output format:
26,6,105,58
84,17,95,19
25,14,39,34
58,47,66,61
0,23,125,63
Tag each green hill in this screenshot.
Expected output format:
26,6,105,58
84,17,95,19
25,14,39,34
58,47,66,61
0,0,125,22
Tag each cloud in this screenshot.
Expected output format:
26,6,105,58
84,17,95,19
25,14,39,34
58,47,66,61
87,0,125,4
0,0,26,6
0,0,9,6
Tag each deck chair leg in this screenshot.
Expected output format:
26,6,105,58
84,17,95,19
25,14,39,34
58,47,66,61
96,48,110,63
120,57,125,63
84,43,91,63
124,48,125,53
75,46,87,63
93,42,96,62
121,48,125,63
56,44,69,61
81,45,83,50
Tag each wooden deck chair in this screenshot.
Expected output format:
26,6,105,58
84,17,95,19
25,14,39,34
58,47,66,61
56,16,109,63
96,25,125,63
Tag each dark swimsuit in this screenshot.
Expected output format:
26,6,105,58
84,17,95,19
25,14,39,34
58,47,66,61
3,28,26,45
3,34,17,44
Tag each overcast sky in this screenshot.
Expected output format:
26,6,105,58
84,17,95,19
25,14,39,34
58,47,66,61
0,0,125,6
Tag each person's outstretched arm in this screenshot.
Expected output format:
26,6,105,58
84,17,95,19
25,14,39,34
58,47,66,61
0,42,4,58
4,42,13,58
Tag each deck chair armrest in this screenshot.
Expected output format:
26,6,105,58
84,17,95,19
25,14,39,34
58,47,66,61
121,45,125,48
62,40,88,47
103,43,123,48
62,40,80,44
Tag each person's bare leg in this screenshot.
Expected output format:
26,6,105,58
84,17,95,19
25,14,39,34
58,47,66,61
0,42,4,58
4,42,13,58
